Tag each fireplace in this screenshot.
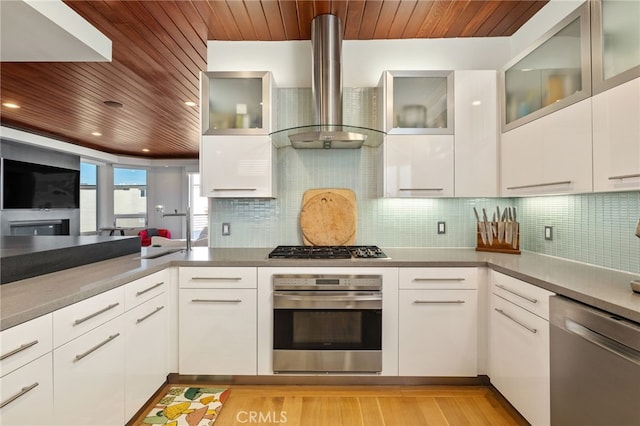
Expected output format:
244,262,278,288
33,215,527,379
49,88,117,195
10,219,70,236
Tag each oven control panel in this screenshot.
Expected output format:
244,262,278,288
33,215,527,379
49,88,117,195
273,274,382,290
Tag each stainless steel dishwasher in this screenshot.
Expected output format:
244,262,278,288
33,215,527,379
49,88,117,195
550,296,640,426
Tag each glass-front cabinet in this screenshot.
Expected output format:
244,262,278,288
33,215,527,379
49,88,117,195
201,71,274,135
379,71,454,135
501,3,591,131
591,0,640,93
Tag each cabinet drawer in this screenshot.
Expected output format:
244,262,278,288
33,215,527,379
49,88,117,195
0,353,53,425
53,287,124,348
179,267,256,289
399,268,477,289
491,272,554,320
124,269,168,310
0,314,52,377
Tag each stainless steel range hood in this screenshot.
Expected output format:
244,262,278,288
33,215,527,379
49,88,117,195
272,14,384,149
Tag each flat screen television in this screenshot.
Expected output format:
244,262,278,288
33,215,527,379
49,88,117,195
2,158,80,209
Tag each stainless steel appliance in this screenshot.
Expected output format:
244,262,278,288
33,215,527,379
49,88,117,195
272,274,382,373
268,245,388,259
550,296,640,425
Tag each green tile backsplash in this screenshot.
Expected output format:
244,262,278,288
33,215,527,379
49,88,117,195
209,88,640,274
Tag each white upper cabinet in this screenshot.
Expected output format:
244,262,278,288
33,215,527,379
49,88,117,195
201,71,274,135
379,71,454,135
454,70,498,197
381,134,454,198
592,78,640,192
200,135,276,198
502,98,593,196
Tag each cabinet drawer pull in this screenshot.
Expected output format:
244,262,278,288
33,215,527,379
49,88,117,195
191,277,243,281
73,303,120,326
136,282,164,296
136,306,165,324
0,340,38,361
495,284,538,304
191,299,242,303
413,300,465,304
74,333,120,362
399,188,443,191
506,180,571,190
495,308,537,334
608,173,640,180
0,382,39,409
212,188,257,192
413,277,466,282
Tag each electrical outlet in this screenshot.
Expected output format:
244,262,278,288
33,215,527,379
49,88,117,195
545,226,553,241
437,221,446,234
222,222,231,236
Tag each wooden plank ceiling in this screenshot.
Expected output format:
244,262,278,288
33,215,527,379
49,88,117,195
0,0,547,159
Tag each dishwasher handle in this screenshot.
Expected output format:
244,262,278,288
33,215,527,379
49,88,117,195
565,319,640,366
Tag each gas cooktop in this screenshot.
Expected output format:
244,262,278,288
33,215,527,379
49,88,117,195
268,245,388,259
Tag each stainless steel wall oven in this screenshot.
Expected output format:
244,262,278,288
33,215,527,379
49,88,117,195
272,274,382,373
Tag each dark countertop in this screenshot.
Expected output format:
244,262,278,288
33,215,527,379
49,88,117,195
2,246,639,330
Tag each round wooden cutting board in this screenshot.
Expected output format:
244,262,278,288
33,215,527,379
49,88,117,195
300,189,357,246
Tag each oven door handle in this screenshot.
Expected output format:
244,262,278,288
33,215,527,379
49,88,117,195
273,292,381,302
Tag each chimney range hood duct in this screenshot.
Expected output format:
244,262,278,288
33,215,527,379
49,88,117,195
281,14,383,149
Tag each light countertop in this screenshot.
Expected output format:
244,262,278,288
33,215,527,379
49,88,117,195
2,247,639,330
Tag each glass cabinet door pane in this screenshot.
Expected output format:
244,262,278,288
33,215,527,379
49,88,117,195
600,0,640,80
208,77,263,130
505,17,583,125
393,76,448,129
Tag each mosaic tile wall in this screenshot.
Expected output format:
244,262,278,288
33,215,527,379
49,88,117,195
209,88,640,274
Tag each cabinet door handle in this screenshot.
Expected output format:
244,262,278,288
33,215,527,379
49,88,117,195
608,173,640,180
495,284,538,304
73,303,120,326
136,282,164,296
191,299,242,303
399,188,443,191
191,277,243,281
136,306,165,324
0,382,39,409
73,333,120,362
413,277,466,282
413,300,465,304
494,308,537,334
0,340,39,361
506,180,571,190
212,188,257,192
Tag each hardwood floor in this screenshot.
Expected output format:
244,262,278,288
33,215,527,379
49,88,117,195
131,384,529,425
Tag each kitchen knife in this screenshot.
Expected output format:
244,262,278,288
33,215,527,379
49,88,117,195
483,208,493,245
497,208,505,243
474,207,487,245
512,207,519,249
505,207,512,244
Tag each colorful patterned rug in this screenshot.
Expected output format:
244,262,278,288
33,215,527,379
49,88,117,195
138,386,230,426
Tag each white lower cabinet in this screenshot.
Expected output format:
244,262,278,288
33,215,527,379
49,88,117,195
124,293,168,422
179,288,257,375
0,354,53,426
53,315,125,426
489,292,551,426
399,289,478,376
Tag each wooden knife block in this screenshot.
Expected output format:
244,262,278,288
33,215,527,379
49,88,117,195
475,222,521,254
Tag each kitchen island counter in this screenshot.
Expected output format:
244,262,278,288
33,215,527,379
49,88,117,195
2,247,639,330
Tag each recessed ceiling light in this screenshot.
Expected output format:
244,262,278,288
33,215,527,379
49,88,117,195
91,132,102,136
142,148,150,152
103,100,123,108
471,100,482,106
2,102,20,109
184,101,196,107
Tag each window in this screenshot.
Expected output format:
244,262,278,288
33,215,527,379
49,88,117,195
114,167,147,228
189,173,208,240
80,162,97,233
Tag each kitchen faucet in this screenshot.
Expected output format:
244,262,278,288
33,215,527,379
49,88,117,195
155,205,192,251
